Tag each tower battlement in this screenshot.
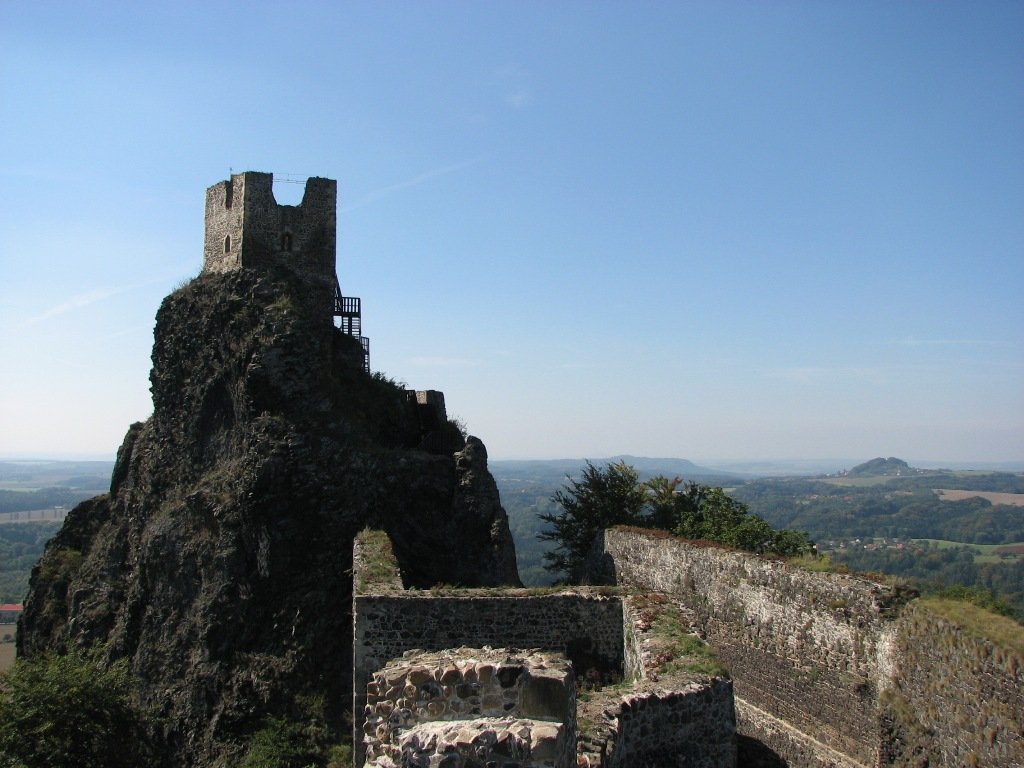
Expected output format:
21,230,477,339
202,171,368,370
203,172,337,280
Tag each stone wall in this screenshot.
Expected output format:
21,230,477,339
576,594,736,768
353,531,735,768
594,527,911,768
363,648,575,768
203,172,337,324
593,527,1024,768
882,601,1024,767
597,680,736,768
353,588,622,760
352,532,621,765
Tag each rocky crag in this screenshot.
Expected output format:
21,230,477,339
18,264,520,766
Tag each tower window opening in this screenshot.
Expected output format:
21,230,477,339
281,232,293,252
224,235,231,253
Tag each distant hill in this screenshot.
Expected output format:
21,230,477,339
847,457,916,477
490,456,747,483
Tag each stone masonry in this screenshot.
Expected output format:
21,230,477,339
591,526,1024,768
352,529,736,768
363,647,576,768
202,172,338,326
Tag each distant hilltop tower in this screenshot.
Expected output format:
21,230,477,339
202,171,369,371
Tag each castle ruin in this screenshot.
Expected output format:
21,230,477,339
202,171,369,371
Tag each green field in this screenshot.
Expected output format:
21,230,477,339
913,539,1024,564
822,476,906,487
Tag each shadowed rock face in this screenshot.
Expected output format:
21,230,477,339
18,267,519,766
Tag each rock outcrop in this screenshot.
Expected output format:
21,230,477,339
18,266,520,765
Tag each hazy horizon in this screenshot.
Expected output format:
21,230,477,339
3,453,1020,476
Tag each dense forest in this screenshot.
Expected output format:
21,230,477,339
0,522,61,603
731,474,1024,544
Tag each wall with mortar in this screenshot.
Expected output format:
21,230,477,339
353,592,622,733
363,648,576,768
598,680,736,768
203,172,338,325
882,602,1024,767
352,533,622,765
594,527,912,768
353,531,736,768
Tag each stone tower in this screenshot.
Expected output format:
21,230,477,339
202,172,368,370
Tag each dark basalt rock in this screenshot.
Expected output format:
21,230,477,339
18,267,520,766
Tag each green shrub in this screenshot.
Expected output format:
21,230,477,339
0,649,152,768
240,717,317,768
239,695,352,768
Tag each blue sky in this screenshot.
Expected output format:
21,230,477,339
1,1,1021,463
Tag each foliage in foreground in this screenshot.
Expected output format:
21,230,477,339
0,649,152,768
239,695,352,768
539,461,814,581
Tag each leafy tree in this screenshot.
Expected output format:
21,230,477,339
538,461,647,581
539,462,813,582
0,649,152,768
673,484,812,555
643,475,683,531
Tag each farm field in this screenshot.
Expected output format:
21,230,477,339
913,539,1024,564
0,634,15,672
935,489,1024,506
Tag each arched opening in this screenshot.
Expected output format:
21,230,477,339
281,232,293,252
224,235,231,253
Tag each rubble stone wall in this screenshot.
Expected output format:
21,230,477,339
363,648,575,768
600,680,736,768
882,601,1024,767
594,528,910,768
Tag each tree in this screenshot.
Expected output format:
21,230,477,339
538,461,647,581
0,649,152,768
539,461,814,582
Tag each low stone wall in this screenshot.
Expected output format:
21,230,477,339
352,532,621,766
364,648,575,768
882,601,1024,767
594,527,911,767
353,530,736,768
594,527,1024,768
577,595,735,767
600,680,736,768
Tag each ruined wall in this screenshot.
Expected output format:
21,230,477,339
363,648,576,768
595,528,910,768
353,531,735,768
882,601,1024,767
352,533,621,765
597,681,736,768
354,591,622,724
203,172,337,324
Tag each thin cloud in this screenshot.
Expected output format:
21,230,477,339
29,286,133,324
340,158,483,213
25,275,174,325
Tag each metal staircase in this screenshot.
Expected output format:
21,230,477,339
334,278,370,373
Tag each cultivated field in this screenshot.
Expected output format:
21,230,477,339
914,539,1024,564
935,490,1024,506
0,633,15,672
